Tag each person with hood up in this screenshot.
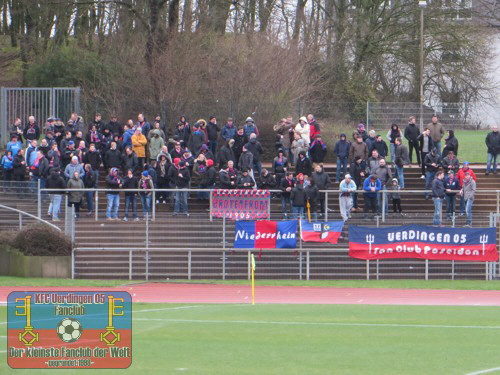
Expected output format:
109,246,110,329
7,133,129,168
339,174,356,221
442,129,459,157
45,168,65,221
388,177,402,215
444,170,460,220
460,172,476,227
67,171,84,219
310,134,327,167
221,117,236,141
456,161,477,215
386,124,402,164
131,127,147,166
174,160,191,216
64,156,85,181
206,115,220,158
349,134,368,168
295,150,312,177
441,150,459,174
138,171,154,219
149,129,165,162
232,127,248,168
1,150,14,191
290,174,307,219
243,117,259,138
188,121,206,156
485,125,500,175
258,169,276,190
363,174,381,219
147,121,166,141
280,172,295,218
404,116,421,165
105,167,122,221
237,168,255,189
334,133,350,182
246,133,263,175
295,116,310,146
272,149,288,187
218,139,236,169
354,123,368,142
307,114,321,140
198,144,215,161
83,164,97,215
122,169,139,221
424,147,441,199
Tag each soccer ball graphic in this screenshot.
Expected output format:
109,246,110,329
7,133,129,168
56,318,83,343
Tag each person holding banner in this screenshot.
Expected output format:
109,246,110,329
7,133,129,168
431,169,446,226
339,174,356,221
460,172,476,227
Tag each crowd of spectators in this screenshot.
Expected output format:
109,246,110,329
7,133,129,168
1,112,495,227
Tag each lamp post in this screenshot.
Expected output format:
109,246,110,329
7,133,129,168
419,0,427,133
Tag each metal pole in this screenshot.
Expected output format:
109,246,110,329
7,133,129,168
376,259,380,280
188,250,192,280
299,250,303,280
451,260,455,280
306,250,310,280
95,190,98,221
71,248,75,279
209,190,213,222
419,5,425,133
19,212,22,230
425,259,429,280
71,205,75,244
223,216,226,246
366,101,369,132
366,260,370,280
324,192,328,221
152,190,156,221
247,251,251,280
382,191,386,223
145,217,149,280
485,262,489,281
222,251,226,280
497,191,499,214
129,250,133,280
37,179,41,219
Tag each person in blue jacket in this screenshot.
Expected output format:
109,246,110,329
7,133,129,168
363,174,381,219
1,150,14,191
444,170,460,220
7,135,22,157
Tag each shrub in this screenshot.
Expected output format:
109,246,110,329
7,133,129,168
12,225,72,256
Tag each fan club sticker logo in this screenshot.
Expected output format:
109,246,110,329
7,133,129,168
7,291,132,369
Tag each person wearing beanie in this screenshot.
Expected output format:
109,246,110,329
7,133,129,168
388,177,402,214
237,168,255,189
245,133,263,175
217,138,236,170
295,150,312,177
188,120,206,156
309,134,327,168
138,170,154,220
173,158,191,216
243,117,259,138
334,133,350,182
198,143,215,160
339,173,356,221
105,167,122,220
67,170,84,219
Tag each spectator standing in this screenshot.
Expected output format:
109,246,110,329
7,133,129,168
428,115,445,157
374,159,392,215
442,130,458,157
339,174,356,221
349,156,365,212
307,114,321,140
83,164,97,216
295,117,310,147
30,150,49,200
7,135,22,157
312,164,331,216
1,151,14,190
290,175,307,219
456,161,477,215
105,168,122,221
272,149,288,187
365,130,377,153
174,160,190,216
9,118,23,141
67,171,84,219
45,168,65,221
349,135,368,170
273,118,294,157
238,145,254,180
424,148,441,199
105,115,123,137
64,156,85,181
444,170,460,220
122,146,139,175
23,116,40,145
363,175,381,220
291,135,306,166
138,171,154,219
246,133,263,175
485,125,500,175
13,149,26,197
156,155,171,204
305,177,319,220
258,169,276,190
122,169,139,221
86,124,104,152
280,172,295,218
147,122,166,141
404,116,421,165
135,113,151,137
232,127,248,168
309,134,327,167
441,151,459,174
149,129,165,162
83,144,101,183
418,128,434,179
104,142,122,171
206,116,220,159
394,137,409,188
221,118,236,141
48,143,61,170
373,135,388,159
295,150,312,177
218,139,236,169
388,178,402,214
243,117,259,138
432,170,446,226
333,133,350,182
460,172,476,227
188,122,206,156
367,149,382,175
354,124,368,141
386,124,402,164
131,127,147,166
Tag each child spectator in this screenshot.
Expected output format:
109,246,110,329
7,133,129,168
388,178,402,215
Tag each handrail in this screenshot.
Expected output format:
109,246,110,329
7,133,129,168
0,203,61,231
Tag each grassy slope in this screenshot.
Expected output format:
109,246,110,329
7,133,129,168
1,303,500,374
2,277,500,290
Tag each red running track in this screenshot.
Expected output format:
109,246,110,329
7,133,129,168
1,284,500,306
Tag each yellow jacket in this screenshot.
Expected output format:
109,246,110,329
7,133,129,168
132,134,147,158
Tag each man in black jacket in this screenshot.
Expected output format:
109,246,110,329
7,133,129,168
404,116,421,165
122,146,139,175
206,116,220,160
280,172,294,218
45,168,66,221
432,170,445,225
258,169,276,190
104,142,122,171
424,148,441,199
174,160,190,216
312,164,331,215
485,125,500,175
83,144,102,184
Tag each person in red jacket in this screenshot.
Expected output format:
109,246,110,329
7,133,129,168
307,114,321,140
456,161,477,215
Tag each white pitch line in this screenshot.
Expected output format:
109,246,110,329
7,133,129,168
132,318,500,330
465,367,500,375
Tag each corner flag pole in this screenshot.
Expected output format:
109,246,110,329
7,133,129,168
251,253,256,305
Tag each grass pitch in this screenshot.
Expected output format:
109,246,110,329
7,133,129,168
1,303,500,375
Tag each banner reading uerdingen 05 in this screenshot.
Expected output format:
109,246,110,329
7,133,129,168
7,291,132,369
